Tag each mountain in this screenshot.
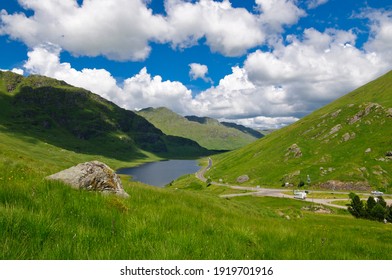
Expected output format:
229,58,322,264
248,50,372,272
136,107,263,150
207,70,392,191
0,71,211,160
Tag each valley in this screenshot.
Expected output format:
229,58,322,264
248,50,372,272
1,70,392,260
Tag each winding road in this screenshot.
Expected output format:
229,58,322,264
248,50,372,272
195,158,392,210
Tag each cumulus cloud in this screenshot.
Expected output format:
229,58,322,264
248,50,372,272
189,63,213,83
23,44,193,114
165,0,265,56
222,116,299,129
306,0,328,9
190,23,391,123
0,0,308,59
6,3,392,129
363,9,392,65
256,0,306,32
0,67,24,75
24,43,120,101
0,0,169,61
122,67,193,113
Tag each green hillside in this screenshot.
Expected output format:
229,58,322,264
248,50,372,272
136,107,263,150
207,70,392,191
0,71,211,160
1,71,392,260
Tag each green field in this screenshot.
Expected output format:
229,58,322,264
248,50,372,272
2,71,392,260
206,70,392,189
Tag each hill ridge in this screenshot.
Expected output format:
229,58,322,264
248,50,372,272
207,70,392,190
137,107,263,150
0,71,211,161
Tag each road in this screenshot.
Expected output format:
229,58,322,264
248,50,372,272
195,158,392,210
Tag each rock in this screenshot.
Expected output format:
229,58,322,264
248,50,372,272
387,108,392,118
341,132,355,142
330,109,342,118
237,175,249,183
348,103,380,124
286,144,302,158
365,148,372,153
318,180,371,191
329,124,342,135
46,161,129,197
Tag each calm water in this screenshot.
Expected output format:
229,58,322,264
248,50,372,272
117,159,200,187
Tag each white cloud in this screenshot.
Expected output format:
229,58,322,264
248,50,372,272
11,68,24,75
243,28,387,111
190,25,390,123
363,9,392,65
306,0,328,9
1,0,169,61
24,43,120,101
23,44,193,115
122,67,193,113
256,0,306,32
8,5,392,129
0,67,24,75
189,63,213,83
165,0,265,56
222,116,299,129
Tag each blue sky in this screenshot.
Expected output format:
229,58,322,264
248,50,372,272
1,0,391,128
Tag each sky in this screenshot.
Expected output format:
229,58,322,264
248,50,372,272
0,0,391,129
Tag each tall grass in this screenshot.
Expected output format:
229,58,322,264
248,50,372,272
2,158,392,260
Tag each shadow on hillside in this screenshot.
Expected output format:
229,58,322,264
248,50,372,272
1,86,221,162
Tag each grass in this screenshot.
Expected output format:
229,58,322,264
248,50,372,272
137,107,262,150
2,71,392,260
207,70,392,189
3,158,392,260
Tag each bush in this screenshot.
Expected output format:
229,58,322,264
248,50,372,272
348,193,389,223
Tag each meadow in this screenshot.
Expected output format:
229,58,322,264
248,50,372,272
1,130,392,260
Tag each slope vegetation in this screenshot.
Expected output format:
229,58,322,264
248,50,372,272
207,70,392,190
137,107,263,150
0,71,210,161
1,71,392,260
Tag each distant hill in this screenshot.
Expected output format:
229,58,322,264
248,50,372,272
207,70,392,191
136,107,263,150
0,71,211,161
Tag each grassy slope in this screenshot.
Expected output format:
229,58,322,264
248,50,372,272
137,107,262,150
207,70,392,189
0,72,211,161
1,72,392,260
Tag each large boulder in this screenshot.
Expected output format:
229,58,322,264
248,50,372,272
46,161,129,197
237,175,249,183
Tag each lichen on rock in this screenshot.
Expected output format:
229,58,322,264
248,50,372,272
46,161,129,197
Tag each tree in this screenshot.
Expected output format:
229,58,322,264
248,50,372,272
371,204,387,222
386,206,392,223
366,196,377,218
376,196,387,209
348,194,365,218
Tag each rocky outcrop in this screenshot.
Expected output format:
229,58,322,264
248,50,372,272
237,175,249,183
347,103,381,124
341,132,355,142
318,180,371,191
46,161,129,197
285,144,302,159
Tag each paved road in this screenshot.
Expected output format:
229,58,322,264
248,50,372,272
195,157,212,182
195,158,392,210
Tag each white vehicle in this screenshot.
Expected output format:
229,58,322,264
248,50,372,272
293,190,307,200
371,191,384,196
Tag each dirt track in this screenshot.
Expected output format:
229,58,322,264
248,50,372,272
195,158,392,210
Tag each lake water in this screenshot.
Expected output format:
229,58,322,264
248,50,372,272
117,159,200,187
